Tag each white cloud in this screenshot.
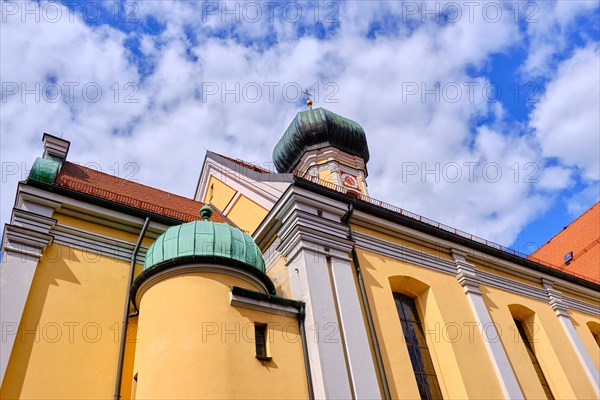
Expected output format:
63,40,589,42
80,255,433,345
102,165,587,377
522,0,599,77
0,0,597,249
536,166,573,191
531,44,600,181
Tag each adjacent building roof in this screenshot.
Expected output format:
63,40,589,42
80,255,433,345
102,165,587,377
34,161,232,225
531,202,600,285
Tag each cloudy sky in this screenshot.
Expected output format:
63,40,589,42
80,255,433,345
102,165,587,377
1,0,599,253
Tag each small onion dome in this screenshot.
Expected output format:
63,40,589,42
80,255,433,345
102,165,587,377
132,205,274,300
273,107,370,173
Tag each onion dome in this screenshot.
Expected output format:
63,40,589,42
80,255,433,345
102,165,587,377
132,205,274,299
273,107,370,173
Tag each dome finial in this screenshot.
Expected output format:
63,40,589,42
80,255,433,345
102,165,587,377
302,88,313,110
199,204,214,221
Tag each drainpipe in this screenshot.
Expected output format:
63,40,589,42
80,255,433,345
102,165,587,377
342,202,392,400
298,303,315,400
114,217,150,400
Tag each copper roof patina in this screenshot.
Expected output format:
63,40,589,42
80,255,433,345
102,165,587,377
142,205,265,273
273,107,370,173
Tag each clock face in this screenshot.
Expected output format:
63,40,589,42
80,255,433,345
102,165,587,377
341,173,359,189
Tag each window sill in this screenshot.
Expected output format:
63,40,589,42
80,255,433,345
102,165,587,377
255,355,272,361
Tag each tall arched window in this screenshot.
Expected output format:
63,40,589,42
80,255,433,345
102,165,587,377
587,321,600,347
512,318,554,399
393,292,443,400
509,304,555,400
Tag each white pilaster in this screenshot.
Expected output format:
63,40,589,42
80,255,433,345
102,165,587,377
287,244,353,399
330,253,381,399
452,251,524,400
543,279,600,396
1,220,54,384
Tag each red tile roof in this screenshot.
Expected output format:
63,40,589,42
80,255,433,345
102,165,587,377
54,162,232,225
531,202,600,285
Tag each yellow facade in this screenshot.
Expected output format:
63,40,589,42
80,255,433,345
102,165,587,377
569,309,600,371
484,286,598,399
357,248,505,399
202,175,268,234
203,176,237,212
3,128,599,400
133,272,308,399
1,243,128,399
226,195,268,234
1,209,307,400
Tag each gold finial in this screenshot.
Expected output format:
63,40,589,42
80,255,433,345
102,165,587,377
302,89,313,110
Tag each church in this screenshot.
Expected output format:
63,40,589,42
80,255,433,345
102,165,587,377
1,104,598,399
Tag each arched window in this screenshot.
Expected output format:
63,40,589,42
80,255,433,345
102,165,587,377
393,292,443,400
587,321,600,347
509,305,554,400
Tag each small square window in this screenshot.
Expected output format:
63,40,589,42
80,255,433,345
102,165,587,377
564,252,573,264
255,323,271,361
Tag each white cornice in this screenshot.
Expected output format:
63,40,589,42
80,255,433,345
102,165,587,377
255,185,599,310
230,290,299,318
347,208,599,307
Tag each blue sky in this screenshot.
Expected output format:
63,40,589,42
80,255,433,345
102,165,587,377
1,0,599,253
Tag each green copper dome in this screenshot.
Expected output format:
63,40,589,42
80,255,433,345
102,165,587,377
29,157,60,184
131,207,275,301
273,107,370,173
143,220,265,273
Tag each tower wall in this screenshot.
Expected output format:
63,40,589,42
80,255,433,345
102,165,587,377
132,269,308,399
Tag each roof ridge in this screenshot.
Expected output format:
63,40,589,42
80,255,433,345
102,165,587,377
209,152,272,174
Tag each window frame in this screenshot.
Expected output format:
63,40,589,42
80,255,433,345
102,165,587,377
254,323,271,361
513,317,555,400
393,292,443,400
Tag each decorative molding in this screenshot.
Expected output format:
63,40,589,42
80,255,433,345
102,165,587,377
347,206,599,304
476,269,548,302
452,251,482,295
542,279,570,317
2,208,56,259
2,225,53,259
230,291,299,318
50,224,148,264
42,133,70,161
353,230,456,275
563,296,600,317
346,208,599,316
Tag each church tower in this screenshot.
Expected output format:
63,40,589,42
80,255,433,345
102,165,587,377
272,107,370,196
